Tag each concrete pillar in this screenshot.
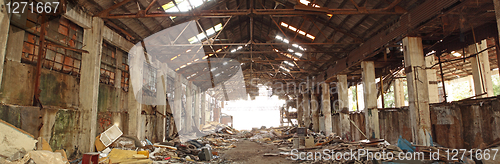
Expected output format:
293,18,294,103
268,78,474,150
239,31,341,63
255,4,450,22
394,78,405,107
201,91,206,125
311,92,319,132
79,17,104,152
296,95,303,127
127,45,143,140
337,75,351,139
403,37,432,146
159,75,167,142
302,91,311,129
361,61,379,139
185,82,194,132
0,0,10,89
321,83,332,135
469,40,493,97
173,74,182,132
425,55,439,103
194,87,201,129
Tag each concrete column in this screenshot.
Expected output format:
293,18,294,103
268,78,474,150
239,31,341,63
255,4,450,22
302,90,311,129
201,91,206,125
173,74,182,132
337,75,350,139
469,40,493,97
311,92,319,132
0,0,10,89
159,75,167,142
425,55,439,103
394,78,405,107
403,37,432,146
296,95,303,127
361,61,379,139
185,82,194,132
79,17,104,152
194,87,201,129
127,46,142,140
321,83,332,135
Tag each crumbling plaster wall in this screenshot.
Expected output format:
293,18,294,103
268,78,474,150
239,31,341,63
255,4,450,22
333,97,500,149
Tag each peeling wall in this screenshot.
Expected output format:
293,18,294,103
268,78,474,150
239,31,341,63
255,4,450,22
431,97,500,149
0,60,79,108
333,97,500,149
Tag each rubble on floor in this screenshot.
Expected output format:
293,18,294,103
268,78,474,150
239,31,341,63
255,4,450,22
3,119,500,163
0,120,70,164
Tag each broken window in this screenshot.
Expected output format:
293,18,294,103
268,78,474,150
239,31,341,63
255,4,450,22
166,76,175,100
142,62,157,97
121,52,130,91
22,16,83,77
100,42,117,85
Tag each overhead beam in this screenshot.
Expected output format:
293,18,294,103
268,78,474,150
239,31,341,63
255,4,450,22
146,42,361,47
99,9,406,19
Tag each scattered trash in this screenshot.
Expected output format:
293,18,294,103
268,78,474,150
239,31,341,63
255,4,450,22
29,150,66,164
95,125,123,152
0,120,37,158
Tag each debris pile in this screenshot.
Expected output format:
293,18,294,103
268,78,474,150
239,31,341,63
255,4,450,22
0,120,70,164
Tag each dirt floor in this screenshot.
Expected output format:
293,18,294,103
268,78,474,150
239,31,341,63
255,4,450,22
218,140,292,164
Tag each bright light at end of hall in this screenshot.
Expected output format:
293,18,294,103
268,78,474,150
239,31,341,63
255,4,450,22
451,51,462,57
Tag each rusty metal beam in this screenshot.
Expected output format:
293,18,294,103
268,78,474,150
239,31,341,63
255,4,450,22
46,43,89,54
98,9,406,19
146,42,360,47
33,14,47,107
95,0,133,17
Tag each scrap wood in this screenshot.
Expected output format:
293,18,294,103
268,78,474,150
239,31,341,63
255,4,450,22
263,153,279,156
349,119,367,139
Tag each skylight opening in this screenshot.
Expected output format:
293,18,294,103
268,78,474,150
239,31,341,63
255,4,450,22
273,48,300,61
284,61,294,67
299,0,320,8
280,66,291,72
188,23,223,44
162,0,211,13
275,35,307,52
306,34,316,40
280,22,316,40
